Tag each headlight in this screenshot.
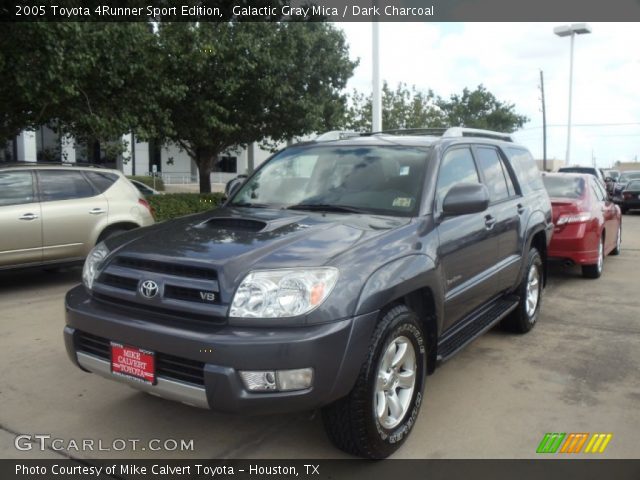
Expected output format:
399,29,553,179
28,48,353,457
230,267,339,318
82,242,110,290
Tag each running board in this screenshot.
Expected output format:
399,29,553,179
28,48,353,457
437,296,519,363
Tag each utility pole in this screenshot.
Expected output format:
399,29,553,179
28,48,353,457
539,70,547,171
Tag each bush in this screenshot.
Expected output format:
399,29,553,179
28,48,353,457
127,175,165,192
148,193,225,222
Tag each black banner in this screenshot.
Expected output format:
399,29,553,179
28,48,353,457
4,459,640,480
2,0,640,22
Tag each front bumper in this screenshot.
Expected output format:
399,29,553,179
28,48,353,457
64,285,378,414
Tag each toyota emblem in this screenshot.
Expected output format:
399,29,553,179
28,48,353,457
140,280,159,299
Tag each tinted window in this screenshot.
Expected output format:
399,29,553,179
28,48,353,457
507,147,544,193
38,170,96,202
0,171,35,206
627,180,640,190
476,147,511,202
231,145,429,216
542,175,584,199
85,171,118,193
436,148,480,208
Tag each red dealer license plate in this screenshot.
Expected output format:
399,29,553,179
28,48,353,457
110,342,155,384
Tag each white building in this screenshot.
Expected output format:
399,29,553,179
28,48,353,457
1,126,286,186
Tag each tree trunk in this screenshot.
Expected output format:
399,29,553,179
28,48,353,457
196,153,216,193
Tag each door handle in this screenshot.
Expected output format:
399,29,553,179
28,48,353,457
517,203,525,214
89,208,107,215
484,215,497,229
19,213,39,221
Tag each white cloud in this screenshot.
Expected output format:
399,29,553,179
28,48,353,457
338,22,640,167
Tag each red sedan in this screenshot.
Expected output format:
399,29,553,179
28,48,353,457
542,173,621,278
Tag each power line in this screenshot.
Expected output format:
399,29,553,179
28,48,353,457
518,122,640,131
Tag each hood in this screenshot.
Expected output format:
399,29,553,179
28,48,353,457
106,206,409,288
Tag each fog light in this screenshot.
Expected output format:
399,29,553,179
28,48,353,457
240,371,277,391
276,368,313,391
239,368,313,392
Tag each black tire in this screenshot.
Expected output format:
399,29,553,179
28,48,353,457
502,247,542,333
620,206,628,214
97,227,127,244
321,305,427,459
611,224,622,256
582,235,604,279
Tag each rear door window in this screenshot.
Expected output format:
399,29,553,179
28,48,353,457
37,170,97,202
506,147,544,194
84,171,118,193
0,171,35,206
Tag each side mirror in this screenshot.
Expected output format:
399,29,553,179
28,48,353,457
226,178,244,198
442,183,490,217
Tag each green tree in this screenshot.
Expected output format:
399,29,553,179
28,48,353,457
0,23,172,157
346,82,444,132
437,84,528,132
155,22,356,193
346,82,528,134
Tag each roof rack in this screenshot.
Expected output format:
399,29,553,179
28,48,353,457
314,131,362,142
0,161,106,169
442,127,513,142
368,128,448,136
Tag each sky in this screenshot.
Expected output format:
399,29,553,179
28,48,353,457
338,22,640,168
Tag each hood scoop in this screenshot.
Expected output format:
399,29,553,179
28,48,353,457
200,218,267,232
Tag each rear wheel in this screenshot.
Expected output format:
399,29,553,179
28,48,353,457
502,247,542,333
582,236,604,279
621,206,628,214
322,305,426,459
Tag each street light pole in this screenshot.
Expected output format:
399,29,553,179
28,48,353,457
372,22,382,132
566,31,575,165
554,23,592,166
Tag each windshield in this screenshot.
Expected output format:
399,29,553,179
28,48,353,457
620,172,640,183
542,175,585,199
230,145,430,216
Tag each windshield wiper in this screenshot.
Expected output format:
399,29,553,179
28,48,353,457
231,202,270,209
286,203,365,213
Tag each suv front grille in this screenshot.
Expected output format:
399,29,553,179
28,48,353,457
164,285,217,304
112,256,217,281
101,273,138,291
75,331,205,386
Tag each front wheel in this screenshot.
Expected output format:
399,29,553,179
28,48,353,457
322,305,427,459
502,247,542,333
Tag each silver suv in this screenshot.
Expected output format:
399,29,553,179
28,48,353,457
0,163,154,270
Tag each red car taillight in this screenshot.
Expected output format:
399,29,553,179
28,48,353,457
556,212,591,225
138,198,155,218
623,192,633,200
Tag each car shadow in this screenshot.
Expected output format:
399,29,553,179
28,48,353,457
0,266,82,291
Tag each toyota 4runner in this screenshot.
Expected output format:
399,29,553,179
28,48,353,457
64,128,552,458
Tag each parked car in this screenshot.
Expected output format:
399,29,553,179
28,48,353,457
0,163,154,271
542,172,621,278
64,128,552,458
128,178,163,196
620,179,640,214
602,169,620,195
557,166,606,186
612,171,640,204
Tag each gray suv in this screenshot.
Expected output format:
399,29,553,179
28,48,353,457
64,128,552,458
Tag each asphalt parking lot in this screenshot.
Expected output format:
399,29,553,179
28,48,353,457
1,214,639,460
